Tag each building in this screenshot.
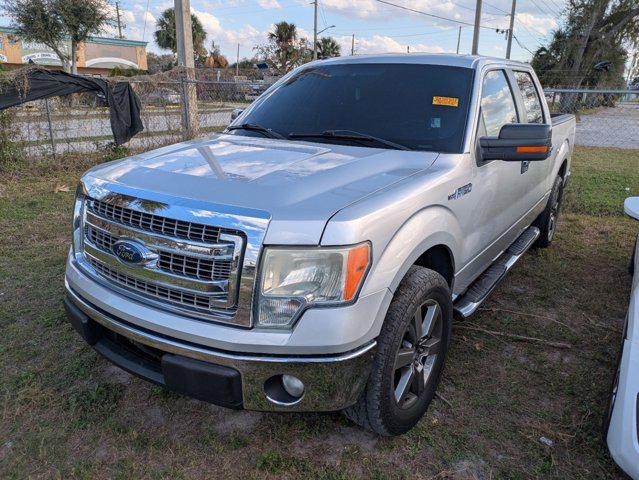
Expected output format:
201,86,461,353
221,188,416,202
0,26,147,75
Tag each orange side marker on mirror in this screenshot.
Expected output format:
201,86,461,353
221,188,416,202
517,146,548,153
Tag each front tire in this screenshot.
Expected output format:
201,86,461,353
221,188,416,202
344,266,453,436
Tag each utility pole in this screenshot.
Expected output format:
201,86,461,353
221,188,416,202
174,0,199,139
115,1,123,39
236,43,240,76
471,0,482,55
351,34,355,55
313,0,318,60
505,0,516,59
456,26,462,54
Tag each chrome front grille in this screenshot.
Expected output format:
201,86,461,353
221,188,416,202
87,198,223,244
85,224,233,282
79,195,246,325
88,257,217,311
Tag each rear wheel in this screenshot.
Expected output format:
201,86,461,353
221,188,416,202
344,266,452,436
534,175,564,248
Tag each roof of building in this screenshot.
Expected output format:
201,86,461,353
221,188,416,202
0,26,147,47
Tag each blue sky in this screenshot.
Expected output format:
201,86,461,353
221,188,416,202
5,0,566,62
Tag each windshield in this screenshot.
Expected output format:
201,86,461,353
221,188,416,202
228,63,474,152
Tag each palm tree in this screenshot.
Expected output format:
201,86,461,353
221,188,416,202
316,37,341,59
267,21,302,73
268,21,298,50
154,8,207,56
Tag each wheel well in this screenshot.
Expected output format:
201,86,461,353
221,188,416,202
558,159,568,180
413,245,454,287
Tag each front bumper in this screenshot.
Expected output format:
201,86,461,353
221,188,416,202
64,287,377,412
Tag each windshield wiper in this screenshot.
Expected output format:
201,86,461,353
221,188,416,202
227,123,285,140
288,129,411,151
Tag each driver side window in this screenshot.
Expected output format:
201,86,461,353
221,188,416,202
479,70,518,137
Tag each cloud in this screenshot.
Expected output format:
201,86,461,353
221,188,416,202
515,12,557,35
336,34,447,55
192,9,267,55
101,3,156,42
257,0,282,8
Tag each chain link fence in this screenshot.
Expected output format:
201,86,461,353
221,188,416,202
1,68,277,163
2,68,639,164
545,88,639,149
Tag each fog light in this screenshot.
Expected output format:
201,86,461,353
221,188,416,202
282,374,305,398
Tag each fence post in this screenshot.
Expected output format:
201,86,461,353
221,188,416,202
180,74,200,140
44,97,56,158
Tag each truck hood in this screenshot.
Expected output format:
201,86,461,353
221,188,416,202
84,134,439,244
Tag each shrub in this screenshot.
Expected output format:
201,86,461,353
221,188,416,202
0,108,24,170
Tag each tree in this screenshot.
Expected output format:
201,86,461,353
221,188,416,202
154,8,207,58
531,0,639,89
56,0,115,74
316,36,341,59
146,52,176,73
2,0,115,73
254,21,309,74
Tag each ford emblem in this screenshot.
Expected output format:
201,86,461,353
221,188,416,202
112,240,157,267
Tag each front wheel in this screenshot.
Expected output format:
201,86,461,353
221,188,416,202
343,266,453,436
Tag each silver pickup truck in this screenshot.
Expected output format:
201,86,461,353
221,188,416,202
64,54,576,436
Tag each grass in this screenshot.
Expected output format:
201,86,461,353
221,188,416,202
0,145,638,479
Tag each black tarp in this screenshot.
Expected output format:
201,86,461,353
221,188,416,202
0,68,144,146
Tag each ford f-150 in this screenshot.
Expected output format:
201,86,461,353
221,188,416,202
64,54,576,435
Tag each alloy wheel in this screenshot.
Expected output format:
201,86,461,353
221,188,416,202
393,299,443,410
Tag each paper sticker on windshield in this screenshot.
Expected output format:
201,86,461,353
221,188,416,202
433,96,459,107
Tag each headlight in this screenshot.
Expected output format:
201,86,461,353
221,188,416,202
72,183,85,255
254,243,371,328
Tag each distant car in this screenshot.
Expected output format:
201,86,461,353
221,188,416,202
605,197,639,479
144,87,181,106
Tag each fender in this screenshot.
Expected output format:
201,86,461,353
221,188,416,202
553,139,571,181
363,205,461,297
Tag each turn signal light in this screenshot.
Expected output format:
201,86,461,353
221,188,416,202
516,145,548,153
345,243,371,301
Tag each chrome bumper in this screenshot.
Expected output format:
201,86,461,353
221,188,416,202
65,286,376,412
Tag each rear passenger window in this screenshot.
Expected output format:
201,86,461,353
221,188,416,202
514,71,544,123
479,70,518,137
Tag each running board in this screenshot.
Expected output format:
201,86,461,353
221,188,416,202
454,226,540,319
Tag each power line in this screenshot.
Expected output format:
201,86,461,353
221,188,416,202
526,0,560,17
373,0,503,30
482,0,511,14
536,0,562,15
513,33,536,54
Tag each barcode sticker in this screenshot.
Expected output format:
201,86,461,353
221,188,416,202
433,96,459,107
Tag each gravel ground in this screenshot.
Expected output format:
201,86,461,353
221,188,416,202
575,101,639,149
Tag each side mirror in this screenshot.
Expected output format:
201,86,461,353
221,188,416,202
625,197,639,220
231,108,244,121
479,123,552,162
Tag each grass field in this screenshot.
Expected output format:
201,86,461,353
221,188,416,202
1,146,638,479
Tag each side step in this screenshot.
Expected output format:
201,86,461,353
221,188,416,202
454,226,540,319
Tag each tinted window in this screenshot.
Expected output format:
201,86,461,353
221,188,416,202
231,63,475,153
514,71,543,123
479,70,518,137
